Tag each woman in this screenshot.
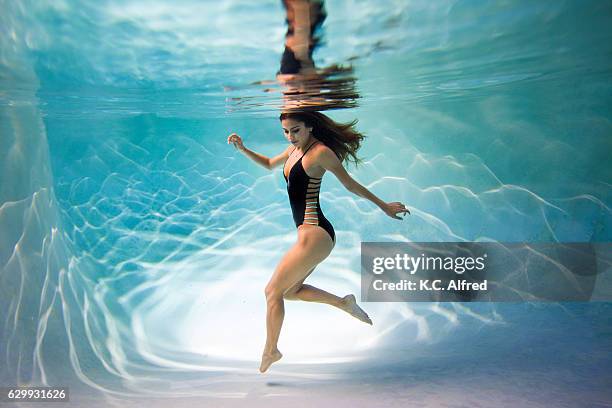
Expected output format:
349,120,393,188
227,111,410,373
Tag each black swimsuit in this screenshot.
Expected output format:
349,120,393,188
283,141,336,243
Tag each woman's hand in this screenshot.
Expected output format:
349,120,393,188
383,202,410,220
227,133,246,151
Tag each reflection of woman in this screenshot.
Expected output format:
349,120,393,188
275,0,359,111
278,0,326,76
227,111,410,373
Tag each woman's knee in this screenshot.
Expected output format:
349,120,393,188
265,282,284,301
266,279,303,301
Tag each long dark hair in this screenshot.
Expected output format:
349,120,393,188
279,111,365,166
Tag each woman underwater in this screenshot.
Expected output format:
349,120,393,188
227,110,410,373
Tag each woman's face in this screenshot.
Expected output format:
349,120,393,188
281,118,312,149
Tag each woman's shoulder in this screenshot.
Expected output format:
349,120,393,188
285,144,296,155
312,140,334,155
312,141,337,157
310,141,341,167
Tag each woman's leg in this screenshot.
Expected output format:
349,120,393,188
284,274,373,325
260,225,334,373
285,283,343,306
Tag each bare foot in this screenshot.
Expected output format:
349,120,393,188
259,349,283,373
341,294,373,325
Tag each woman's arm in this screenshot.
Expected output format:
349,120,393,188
228,133,291,170
318,148,410,220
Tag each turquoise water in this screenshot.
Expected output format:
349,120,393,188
1,0,612,406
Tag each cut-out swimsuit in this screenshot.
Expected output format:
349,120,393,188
283,141,336,243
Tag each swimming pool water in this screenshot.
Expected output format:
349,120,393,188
1,1,611,406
